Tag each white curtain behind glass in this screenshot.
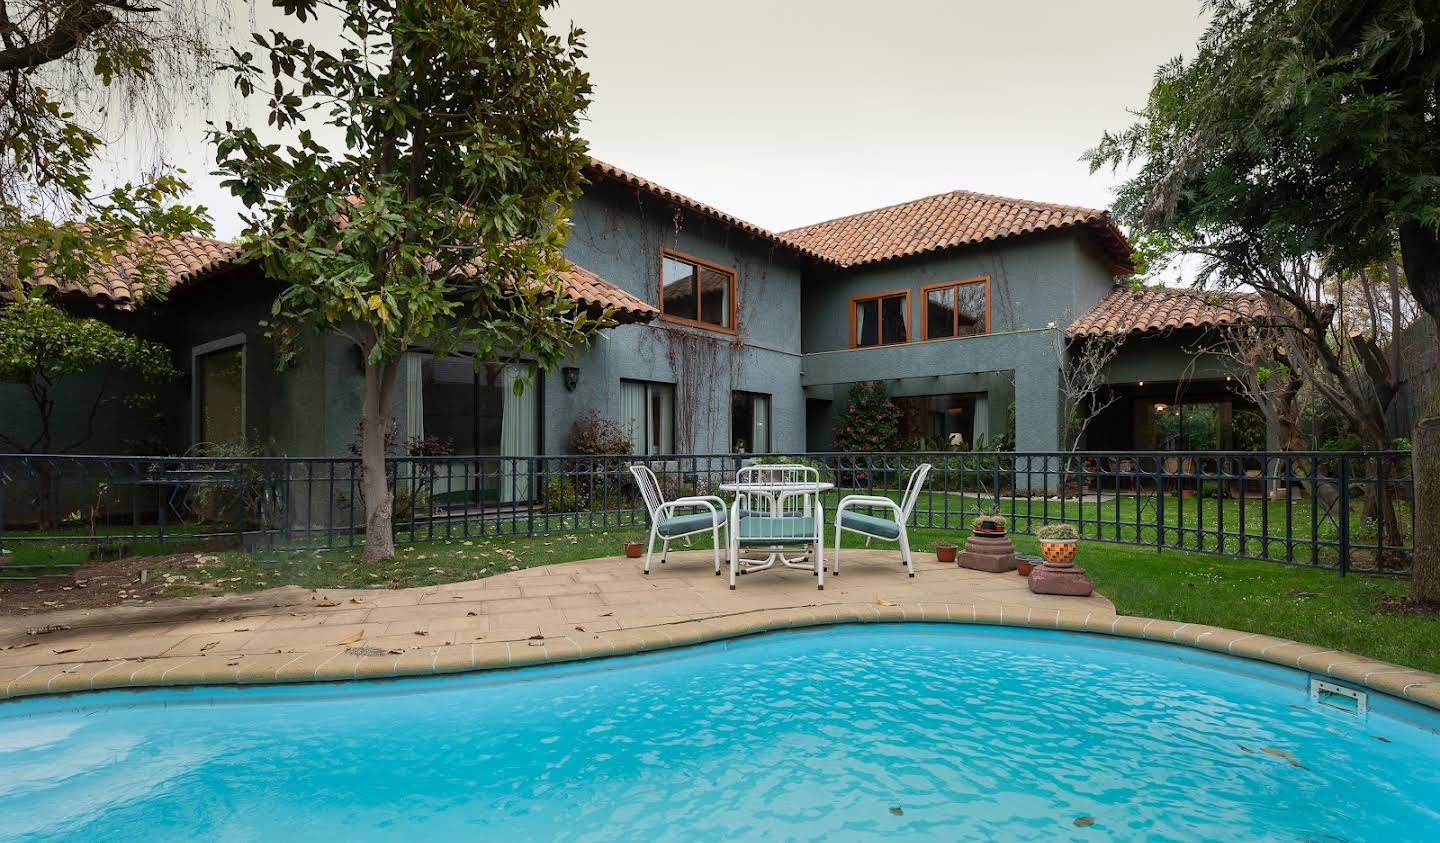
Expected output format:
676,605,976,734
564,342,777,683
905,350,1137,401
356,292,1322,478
619,381,646,453
499,365,536,503
972,395,990,449
751,395,769,453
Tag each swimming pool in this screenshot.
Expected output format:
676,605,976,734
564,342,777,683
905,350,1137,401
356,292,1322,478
2,625,1437,841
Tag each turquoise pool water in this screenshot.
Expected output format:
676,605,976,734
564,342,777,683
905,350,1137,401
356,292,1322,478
2,625,1438,841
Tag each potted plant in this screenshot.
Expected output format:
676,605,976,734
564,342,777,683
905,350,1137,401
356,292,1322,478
623,540,644,559
1035,523,1080,566
971,511,1007,537
935,542,958,564
1015,555,1041,576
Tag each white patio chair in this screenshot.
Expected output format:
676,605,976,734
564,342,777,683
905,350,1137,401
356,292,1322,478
734,463,820,518
832,463,932,578
629,464,728,576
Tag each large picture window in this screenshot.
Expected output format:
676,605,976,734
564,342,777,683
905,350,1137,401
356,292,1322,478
851,290,909,348
619,380,675,455
730,391,771,453
923,277,989,340
660,250,735,332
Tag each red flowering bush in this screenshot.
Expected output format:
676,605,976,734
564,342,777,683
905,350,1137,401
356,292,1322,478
833,381,900,452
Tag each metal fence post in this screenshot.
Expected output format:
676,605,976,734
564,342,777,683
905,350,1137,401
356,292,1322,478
1155,460,1164,554
1338,454,1350,576
527,458,537,537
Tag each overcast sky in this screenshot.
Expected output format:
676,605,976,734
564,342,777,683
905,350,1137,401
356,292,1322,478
104,0,1210,240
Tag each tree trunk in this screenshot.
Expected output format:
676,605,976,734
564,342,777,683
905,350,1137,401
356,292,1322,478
360,356,400,562
1412,416,1440,606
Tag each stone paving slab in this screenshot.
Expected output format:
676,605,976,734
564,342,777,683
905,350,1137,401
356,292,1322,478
2,550,1438,711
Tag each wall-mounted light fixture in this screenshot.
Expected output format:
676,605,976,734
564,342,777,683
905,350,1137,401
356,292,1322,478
562,366,581,392
1138,381,1145,387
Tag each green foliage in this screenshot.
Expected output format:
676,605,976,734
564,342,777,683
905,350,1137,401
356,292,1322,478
2,2,213,297
0,299,176,385
1036,523,1080,541
1087,0,1440,285
544,477,579,513
210,0,608,379
0,298,179,452
833,381,900,452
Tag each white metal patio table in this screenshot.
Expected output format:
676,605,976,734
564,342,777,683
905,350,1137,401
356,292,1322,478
718,479,834,591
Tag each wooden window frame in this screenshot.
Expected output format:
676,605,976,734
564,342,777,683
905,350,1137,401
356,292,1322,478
657,248,738,334
920,276,991,341
849,288,912,348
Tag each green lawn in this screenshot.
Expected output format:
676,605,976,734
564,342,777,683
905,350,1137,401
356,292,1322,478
143,525,1439,674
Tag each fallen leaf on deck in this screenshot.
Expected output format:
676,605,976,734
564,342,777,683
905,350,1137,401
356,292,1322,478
200,642,218,652
528,634,544,640
53,648,79,655
466,611,478,617
335,631,364,646
315,601,339,608
877,597,898,607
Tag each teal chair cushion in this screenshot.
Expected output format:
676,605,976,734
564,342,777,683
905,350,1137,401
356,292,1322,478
839,510,901,539
657,510,726,538
736,516,817,544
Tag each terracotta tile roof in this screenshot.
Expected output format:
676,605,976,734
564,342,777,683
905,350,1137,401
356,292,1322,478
25,231,244,305
557,262,657,321
1067,287,1275,339
583,159,829,263
22,231,656,323
780,189,1135,272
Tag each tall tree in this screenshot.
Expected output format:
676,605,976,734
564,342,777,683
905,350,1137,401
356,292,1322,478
211,0,610,561
1088,0,1440,602
1,1,216,296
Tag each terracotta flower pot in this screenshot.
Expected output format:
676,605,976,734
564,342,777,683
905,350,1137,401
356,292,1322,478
623,541,644,559
1038,539,1078,566
935,544,958,564
1016,556,1039,576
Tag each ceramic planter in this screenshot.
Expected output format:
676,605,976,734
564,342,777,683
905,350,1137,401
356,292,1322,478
935,544,958,564
1038,539,1078,566
1015,556,1040,576
624,541,644,559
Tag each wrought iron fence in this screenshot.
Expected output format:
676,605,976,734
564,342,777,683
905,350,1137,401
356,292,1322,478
0,450,1415,579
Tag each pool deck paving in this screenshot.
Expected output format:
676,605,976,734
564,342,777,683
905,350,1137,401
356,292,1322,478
2,549,1439,710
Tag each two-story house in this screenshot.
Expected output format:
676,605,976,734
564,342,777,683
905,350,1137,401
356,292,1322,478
6,158,1271,469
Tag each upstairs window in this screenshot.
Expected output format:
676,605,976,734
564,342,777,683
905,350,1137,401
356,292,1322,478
660,250,735,332
852,290,909,347
923,278,989,340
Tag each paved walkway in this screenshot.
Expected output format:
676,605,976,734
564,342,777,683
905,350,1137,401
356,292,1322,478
2,550,1438,710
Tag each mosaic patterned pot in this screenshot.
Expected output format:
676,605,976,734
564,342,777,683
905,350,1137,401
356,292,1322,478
1038,539,1078,566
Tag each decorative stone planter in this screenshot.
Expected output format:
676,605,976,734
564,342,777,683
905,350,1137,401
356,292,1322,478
623,541,644,559
935,543,958,565
1028,562,1094,596
956,533,1017,573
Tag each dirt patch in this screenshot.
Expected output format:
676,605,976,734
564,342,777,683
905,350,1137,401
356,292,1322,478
0,553,222,616
1377,596,1440,617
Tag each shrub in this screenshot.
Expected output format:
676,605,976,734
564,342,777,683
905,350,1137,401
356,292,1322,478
569,411,633,455
1036,523,1080,541
545,477,579,513
834,381,899,453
